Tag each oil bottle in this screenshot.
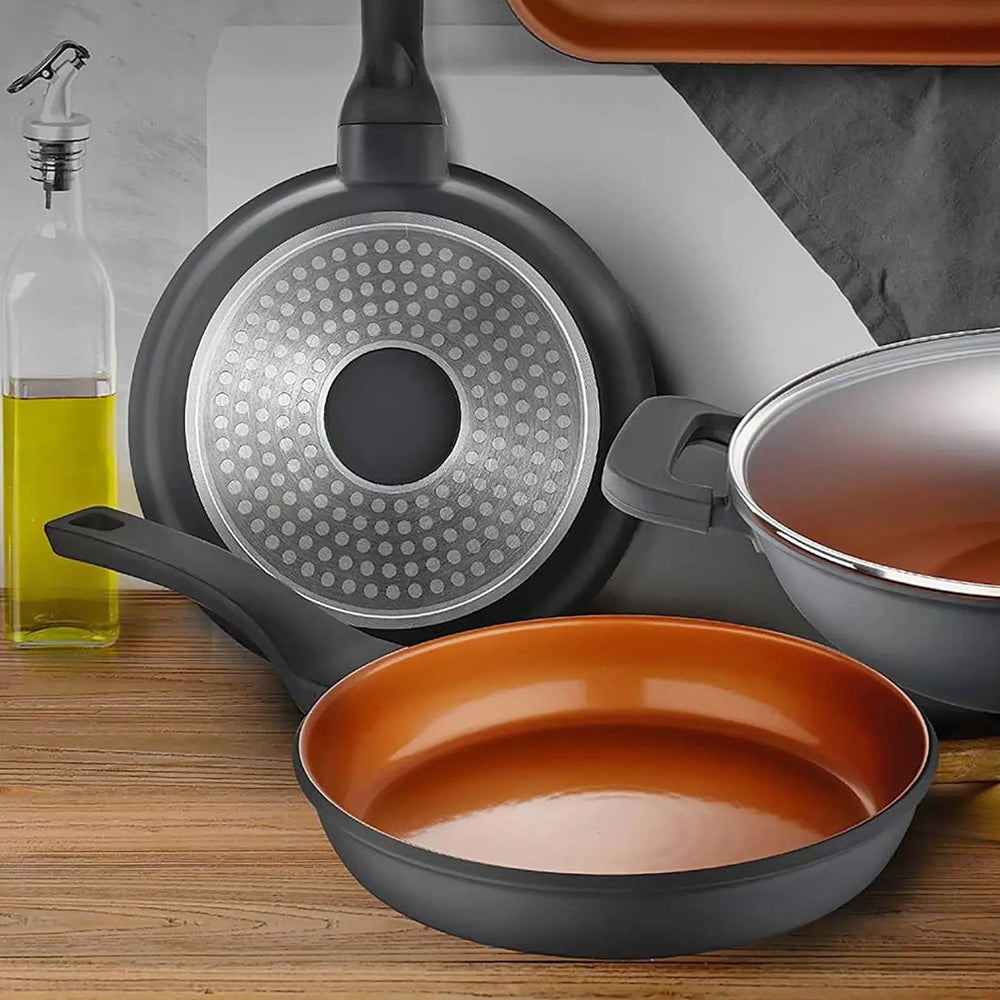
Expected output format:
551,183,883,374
3,41,118,646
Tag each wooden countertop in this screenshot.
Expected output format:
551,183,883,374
1,593,999,999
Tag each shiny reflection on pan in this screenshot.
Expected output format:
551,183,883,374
640,677,822,751
362,718,871,875
383,679,590,765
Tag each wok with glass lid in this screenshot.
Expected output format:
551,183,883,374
603,329,1000,714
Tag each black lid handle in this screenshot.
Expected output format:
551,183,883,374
602,397,749,535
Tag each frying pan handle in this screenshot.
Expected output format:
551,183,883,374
602,397,748,535
44,507,400,689
338,0,448,184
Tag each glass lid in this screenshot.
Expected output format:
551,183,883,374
729,329,1000,597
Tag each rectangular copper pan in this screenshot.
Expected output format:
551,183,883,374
506,0,1000,64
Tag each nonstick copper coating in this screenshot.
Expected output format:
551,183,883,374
507,0,1000,65
299,616,930,876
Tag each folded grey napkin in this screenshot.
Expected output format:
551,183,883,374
659,65,1000,343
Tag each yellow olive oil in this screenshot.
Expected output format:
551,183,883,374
3,386,118,645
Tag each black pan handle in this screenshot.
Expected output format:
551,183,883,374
338,0,448,184
44,507,400,688
601,397,749,535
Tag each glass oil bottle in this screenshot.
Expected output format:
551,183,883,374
3,41,118,646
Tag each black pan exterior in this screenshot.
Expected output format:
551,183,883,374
292,732,936,959
755,529,1000,714
280,669,327,715
131,165,653,650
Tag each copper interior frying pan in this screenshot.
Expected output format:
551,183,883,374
46,506,939,958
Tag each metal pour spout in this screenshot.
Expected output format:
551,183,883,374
8,40,92,208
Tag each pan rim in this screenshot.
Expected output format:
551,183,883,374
729,327,1000,602
296,614,935,885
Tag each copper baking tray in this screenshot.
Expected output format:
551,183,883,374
506,0,1000,64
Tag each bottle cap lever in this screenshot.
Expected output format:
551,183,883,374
8,39,90,93
8,39,92,139
8,40,92,206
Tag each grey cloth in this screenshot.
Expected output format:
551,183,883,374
659,65,1000,344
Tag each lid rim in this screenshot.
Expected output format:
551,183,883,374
729,327,1000,600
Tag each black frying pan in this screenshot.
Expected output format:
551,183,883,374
46,506,935,959
131,0,652,654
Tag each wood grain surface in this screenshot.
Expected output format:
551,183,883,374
1,593,998,999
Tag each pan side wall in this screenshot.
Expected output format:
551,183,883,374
760,536,1000,714
320,811,915,959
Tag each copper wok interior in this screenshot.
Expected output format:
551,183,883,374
744,348,1000,589
300,616,929,876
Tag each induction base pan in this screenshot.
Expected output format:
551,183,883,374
361,714,872,874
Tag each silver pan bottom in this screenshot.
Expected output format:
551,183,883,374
186,212,599,628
